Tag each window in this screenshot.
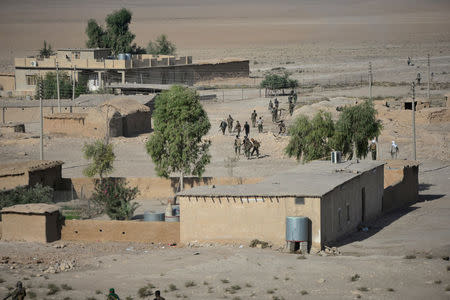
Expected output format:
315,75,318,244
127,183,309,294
295,197,305,205
72,51,81,59
26,75,37,85
346,204,350,222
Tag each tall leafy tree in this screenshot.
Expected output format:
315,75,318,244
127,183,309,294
85,8,137,54
35,72,87,99
147,34,176,55
146,85,211,191
260,73,298,94
285,111,335,162
332,101,382,159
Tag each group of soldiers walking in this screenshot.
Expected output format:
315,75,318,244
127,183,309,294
234,135,260,159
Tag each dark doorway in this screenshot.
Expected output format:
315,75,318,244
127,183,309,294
361,187,366,222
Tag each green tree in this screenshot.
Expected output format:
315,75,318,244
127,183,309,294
146,85,211,191
332,101,382,159
85,8,137,55
285,111,335,162
147,34,176,55
39,40,55,58
35,72,87,99
82,140,115,181
260,73,298,94
0,184,53,212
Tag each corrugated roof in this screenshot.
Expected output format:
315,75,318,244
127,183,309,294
2,203,60,214
178,160,384,198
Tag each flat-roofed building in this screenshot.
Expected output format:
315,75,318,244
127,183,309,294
177,161,384,251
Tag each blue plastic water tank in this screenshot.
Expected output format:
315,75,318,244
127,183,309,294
118,53,127,60
286,216,309,242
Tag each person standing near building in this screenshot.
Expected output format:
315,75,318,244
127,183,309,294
416,73,421,85
257,116,263,133
244,121,250,137
227,114,234,133
390,141,399,159
219,120,227,135
234,120,242,137
251,110,257,127
234,135,241,156
369,139,377,160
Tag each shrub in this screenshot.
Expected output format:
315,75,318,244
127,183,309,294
0,184,53,212
47,283,60,295
91,178,139,220
185,281,196,288
351,274,360,282
138,285,153,298
169,284,178,291
61,284,73,290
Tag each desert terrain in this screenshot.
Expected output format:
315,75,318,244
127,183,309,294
1,0,450,299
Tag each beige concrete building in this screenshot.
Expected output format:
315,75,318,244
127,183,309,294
1,203,61,243
14,48,249,95
0,160,63,190
43,98,151,138
0,73,15,94
177,161,384,251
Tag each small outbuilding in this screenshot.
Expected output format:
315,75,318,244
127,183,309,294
1,203,61,243
177,161,384,251
0,160,63,190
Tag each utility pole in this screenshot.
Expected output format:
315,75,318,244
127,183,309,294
56,61,61,112
368,62,373,101
39,80,44,160
427,53,431,101
411,82,416,160
72,66,76,101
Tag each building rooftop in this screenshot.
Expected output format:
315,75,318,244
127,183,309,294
2,203,60,214
57,48,111,52
178,160,384,198
0,160,63,177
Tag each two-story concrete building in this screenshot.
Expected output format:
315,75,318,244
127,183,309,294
14,48,249,96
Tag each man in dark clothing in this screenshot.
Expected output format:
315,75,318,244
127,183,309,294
251,110,257,127
107,288,120,300
154,290,165,300
219,120,227,135
268,99,273,111
272,107,278,123
289,99,295,116
417,73,421,85
3,281,26,300
278,120,286,135
251,138,260,157
233,120,242,137
227,115,233,133
274,98,279,109
293,93,297,103
244,121,250,137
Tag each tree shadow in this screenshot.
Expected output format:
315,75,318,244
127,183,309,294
329,206,418,248
418,183,433,191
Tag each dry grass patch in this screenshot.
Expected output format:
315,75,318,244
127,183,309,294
357,287,369,292
61,284,73,291
47,283,60,295
169,284,178,291
300,290,308,295
351,274,360,282
404,254,416,259
185,281,196,288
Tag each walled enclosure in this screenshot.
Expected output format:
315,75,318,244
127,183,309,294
61,220,179,244
0,73,15,91
1,204,60,243
0,160,63,190
177,161,384,251
383,160,419,212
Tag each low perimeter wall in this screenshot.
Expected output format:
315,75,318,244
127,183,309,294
59,177,263,200
61,220,179,244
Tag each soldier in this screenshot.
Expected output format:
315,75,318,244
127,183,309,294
274,98,279,109
244,121,250,137
154,290,165,300
407,56,411,66
289,99,295,116
234,135,241,155
271,107,278,123
293,92,298,103
251,110,257,127
416,73,421,85
251,138,260,157
3,281,26,300
390,141,399,159
219,120,227,135
227,115,234,133
243,136,252,159
234,120,242,137
369,139,377,160
278,120,286,135
257,116,263,133
268,99,273,111
107,288,120,300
